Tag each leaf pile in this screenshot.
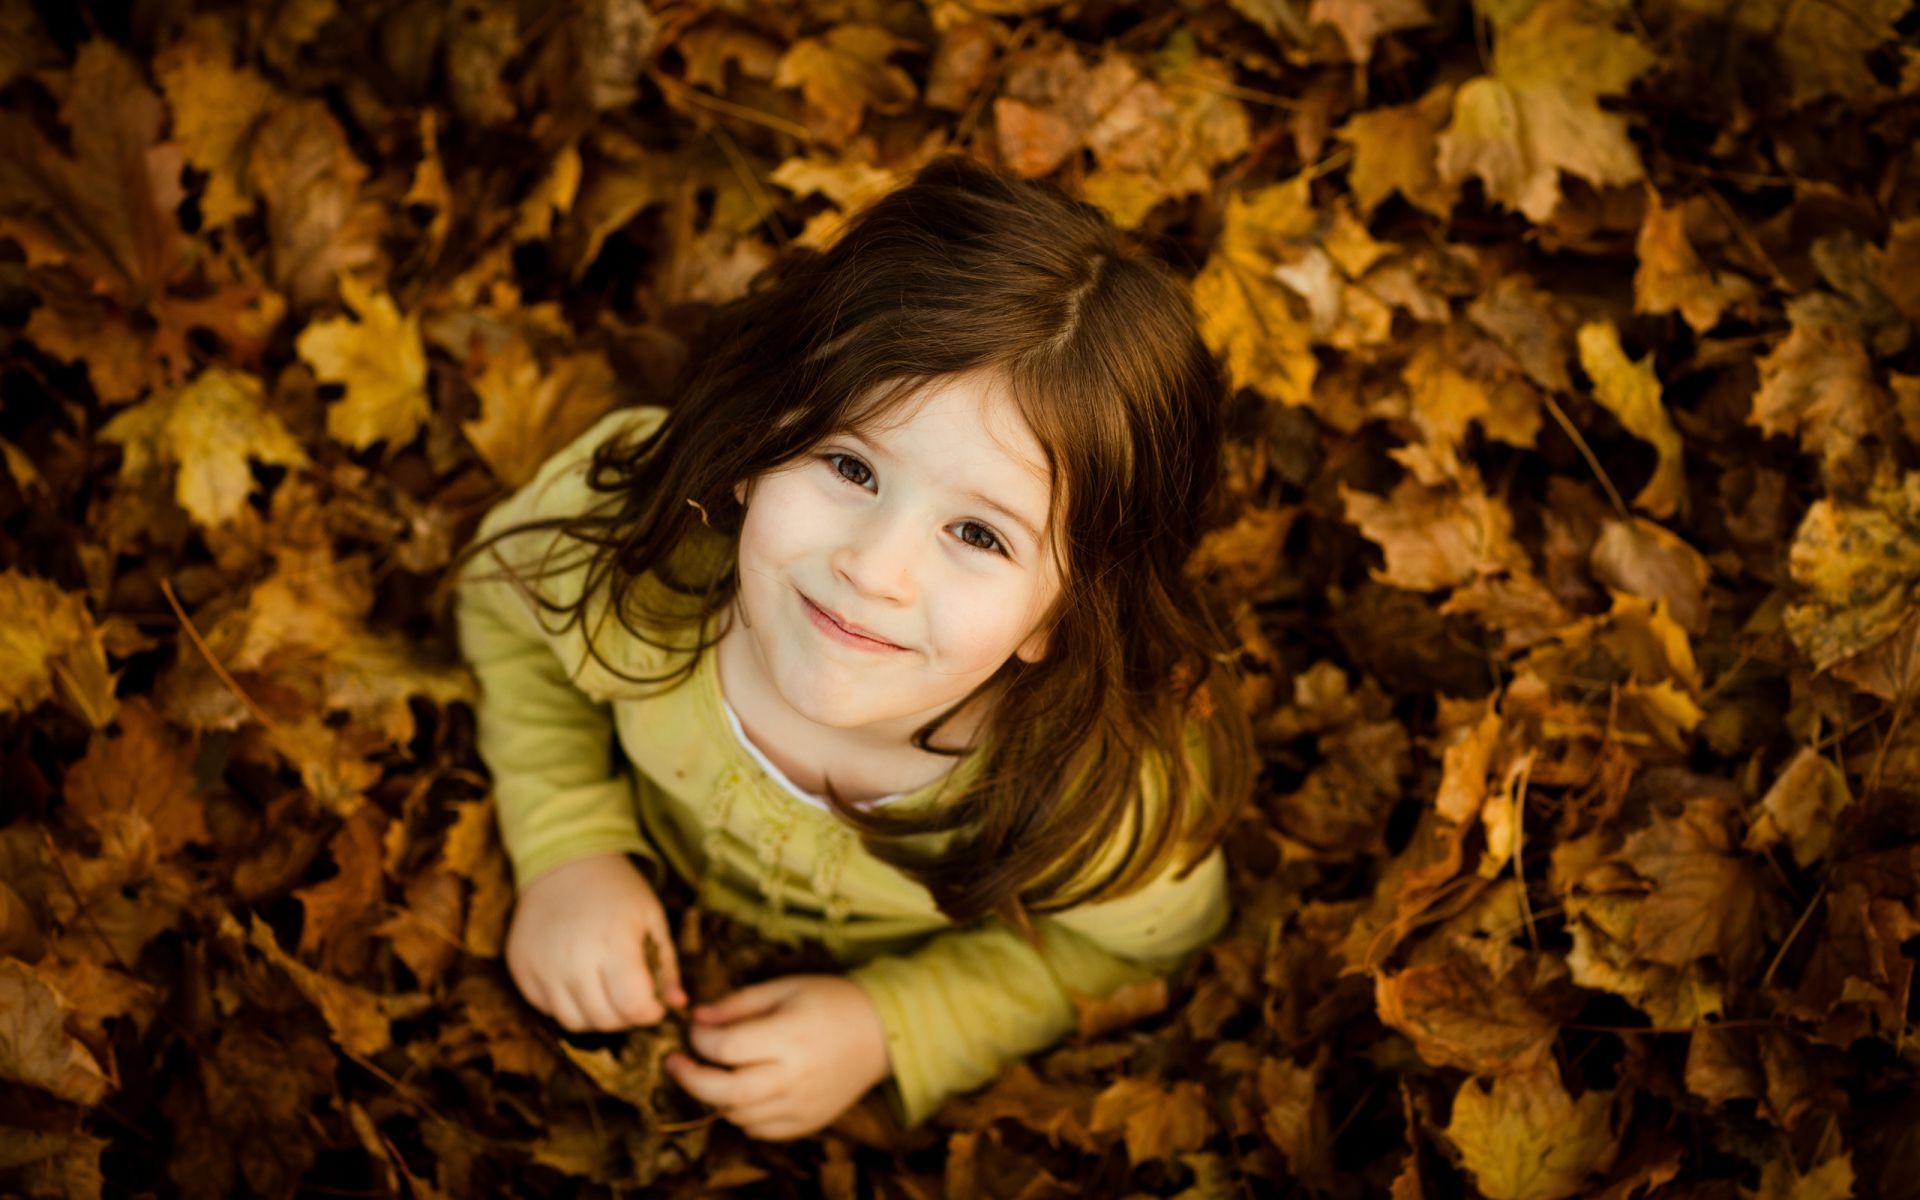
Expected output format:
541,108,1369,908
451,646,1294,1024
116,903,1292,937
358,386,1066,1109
4,0,1920,1196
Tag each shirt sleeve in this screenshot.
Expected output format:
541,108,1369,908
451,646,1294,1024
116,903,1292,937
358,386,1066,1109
451,407,670,892
844,729,1231,1129
846,846,1228,1129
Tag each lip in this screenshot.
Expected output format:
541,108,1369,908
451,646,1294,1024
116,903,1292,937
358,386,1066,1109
801,592,908,653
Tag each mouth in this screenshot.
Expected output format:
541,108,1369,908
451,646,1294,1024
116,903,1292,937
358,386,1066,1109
800,592,907,652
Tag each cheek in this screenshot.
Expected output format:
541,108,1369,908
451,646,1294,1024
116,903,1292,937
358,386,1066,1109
925,582,1046,667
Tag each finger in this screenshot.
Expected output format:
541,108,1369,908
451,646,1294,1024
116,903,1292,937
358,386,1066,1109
725,1102,799,1140
665,1054,776,1111
566,974,624,1032
688,1018,776,1067
693,978,793,1025
602,956,665,1026
651,923,688,1009
547,986,589,1033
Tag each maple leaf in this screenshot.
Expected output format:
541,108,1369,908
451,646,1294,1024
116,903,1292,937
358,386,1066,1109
1339,85,1459,218
1443,1065,1622,1200
296,274,431,453
1435,0,1654,221
1374,950,1575,1075
0,958,114,1105
1089,1076,1213,1166
246,98,385,308
1339,467,1531,592
462,338,621,487
1258,1054,1332,1190
1078,34,1250,228
0,570,119,729
1782,469,1920,671
773,24,918,146
1577,321,1686,519
1308,0,1430,64
1652,0,1908,109
1193,177,1320,408
1634,191,1759,334
1617,794,1785,979
1750,303,1891,491
98,368,310,529
1588,518,1712,635
1742,1150,1856,1200
1743,747,1851,869
61,696,210,857
153,16,278,230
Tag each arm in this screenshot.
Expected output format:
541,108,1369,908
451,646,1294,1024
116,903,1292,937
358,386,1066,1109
452,407,670,892
844,843,1229,1129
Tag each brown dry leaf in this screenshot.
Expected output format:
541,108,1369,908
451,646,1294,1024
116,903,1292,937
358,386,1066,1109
1435,0,1654,221
773,25,918,146
1743,747,1851,869
246,98,385,309
0,570,118,729
296,274,431,453
1617,794,1785,979
153,16,277,230
1089,1077,1213,1166
1751,305,1890,490
61,697,208,857
1339,84,1459,218
1308,0,1430,64
1588,517,1712,635
1078,38,1250,228
1193,177,1321,408
1443,1065,1622,1200
1257,1054,1332,1190
1577,320,1686,519
462,339,621,487
1634,191,1759,334
1742,1150,1856,1200
98,368,310,529
1782,469,1920,671
1071,976,1167,1039
1653,0,1907,108
0,958,114,1105
1374,951,1572,1075
1339,468,1530,592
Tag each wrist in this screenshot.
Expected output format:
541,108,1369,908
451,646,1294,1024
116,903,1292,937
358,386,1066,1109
845,976,894,1088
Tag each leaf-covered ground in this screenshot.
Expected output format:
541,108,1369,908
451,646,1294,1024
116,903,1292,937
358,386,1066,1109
3,0,1919,1196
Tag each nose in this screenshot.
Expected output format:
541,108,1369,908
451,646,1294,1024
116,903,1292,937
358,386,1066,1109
830,502,919,606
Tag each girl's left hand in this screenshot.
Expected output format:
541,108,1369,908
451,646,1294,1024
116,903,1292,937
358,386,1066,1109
664,974,891,1141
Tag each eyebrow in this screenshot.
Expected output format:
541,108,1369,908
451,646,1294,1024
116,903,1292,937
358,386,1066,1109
961,489,1044,548
842,431,1045,547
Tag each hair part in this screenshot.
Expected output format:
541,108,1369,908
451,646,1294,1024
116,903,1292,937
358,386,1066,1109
448,154,1255,939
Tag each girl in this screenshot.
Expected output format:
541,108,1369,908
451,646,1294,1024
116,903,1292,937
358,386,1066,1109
449,155,1255,1140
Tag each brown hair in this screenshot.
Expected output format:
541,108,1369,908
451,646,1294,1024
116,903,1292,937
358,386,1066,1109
448,154,1254,937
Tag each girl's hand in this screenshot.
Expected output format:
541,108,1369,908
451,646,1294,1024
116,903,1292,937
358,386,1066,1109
664,974,891,1141
504,852,688,1031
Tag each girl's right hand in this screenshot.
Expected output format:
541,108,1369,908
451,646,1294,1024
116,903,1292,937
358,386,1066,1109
504,852,688,1031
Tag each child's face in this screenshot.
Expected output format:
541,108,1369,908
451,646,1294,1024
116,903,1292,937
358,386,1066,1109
729,370,1061,738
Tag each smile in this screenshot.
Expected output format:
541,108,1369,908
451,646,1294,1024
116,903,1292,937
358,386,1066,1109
800,593,908,653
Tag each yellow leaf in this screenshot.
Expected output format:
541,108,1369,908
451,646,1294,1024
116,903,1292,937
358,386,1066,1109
153,15,277,229
773,25,918,145
1444,1066,1620,1200
1743,747,1852,869
1634,191,1758,333
1194,177,1320,407
1750,307,1887,490
462,339,621,488
0,570,118,729
1783,470,1920,670
1339,469,1530,591
1436,0,1654,221
297,274,430,453
99,367,309,528
1339,84,1458,218
1090,1077,1213,1165
1577,321,1686,518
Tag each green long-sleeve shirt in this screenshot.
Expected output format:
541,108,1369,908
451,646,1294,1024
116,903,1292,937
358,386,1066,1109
452,406,1230,1129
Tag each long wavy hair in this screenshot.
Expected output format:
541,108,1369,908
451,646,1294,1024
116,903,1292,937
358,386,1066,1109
447,154,1254,937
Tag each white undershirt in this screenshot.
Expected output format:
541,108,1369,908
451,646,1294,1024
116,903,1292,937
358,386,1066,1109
717,695,907,811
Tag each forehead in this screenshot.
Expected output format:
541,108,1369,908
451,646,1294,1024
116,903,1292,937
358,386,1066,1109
852,371,1052,492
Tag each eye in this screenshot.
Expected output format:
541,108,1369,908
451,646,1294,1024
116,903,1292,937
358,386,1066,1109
824,453,874,490
952,520,1006,556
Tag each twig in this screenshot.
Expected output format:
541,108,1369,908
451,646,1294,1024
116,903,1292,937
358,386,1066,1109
1539,392,1631,521
159,578,275,730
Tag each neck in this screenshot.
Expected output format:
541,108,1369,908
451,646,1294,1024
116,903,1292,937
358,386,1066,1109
712,602,992,796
